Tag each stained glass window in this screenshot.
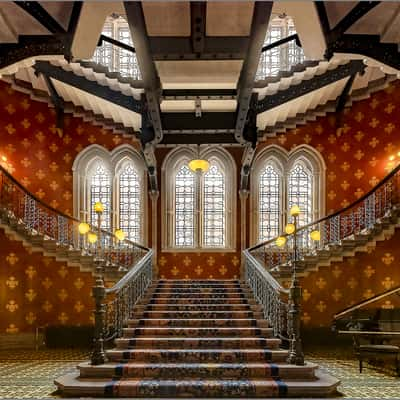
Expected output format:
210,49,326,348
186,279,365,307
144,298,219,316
259,164,281,242
119,164,141,242
175,165,195,247
90,163,111,231
288,163,313,228
203,164,225,247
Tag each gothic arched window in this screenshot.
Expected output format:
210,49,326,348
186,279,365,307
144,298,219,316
163,147,236,251
251,145,325,245
73,144,147,245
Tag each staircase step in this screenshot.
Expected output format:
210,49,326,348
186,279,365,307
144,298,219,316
115,337,281,349
129,318,259,328
141,304,255,311
78,361,317,379
139,311,262,319
123,327,273,337
150,292,249,299
55,370,340,398
106,348,289,363
149,298,254,304
153,289,251,295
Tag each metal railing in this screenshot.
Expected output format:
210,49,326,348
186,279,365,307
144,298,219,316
256,34,305,81
243,164,400,362
0,164,154,365
247,164,400,276
0,164,149,274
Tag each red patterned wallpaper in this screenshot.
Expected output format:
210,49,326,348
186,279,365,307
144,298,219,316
1,79,400,331
256,82,400,215
0,230,94,333
301,228,400,327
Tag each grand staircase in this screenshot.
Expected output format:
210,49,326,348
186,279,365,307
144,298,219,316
55,279,339,397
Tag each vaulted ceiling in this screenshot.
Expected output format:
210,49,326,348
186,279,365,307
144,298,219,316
0,1,399,191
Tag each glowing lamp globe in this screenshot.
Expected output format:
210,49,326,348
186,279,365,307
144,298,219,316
78,222,90,235
115,229,126,241
94,201,104,213
275,236,287,247
285,223,295,235
310,230,321,241
188,159,210,173
87,232,98,244
290,205,301,217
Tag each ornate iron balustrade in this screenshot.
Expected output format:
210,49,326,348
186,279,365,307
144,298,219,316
244,164,400,363
91,248,153,364
0,163,149,274
243,249,289,340
248,164,400,276
256,33,305,81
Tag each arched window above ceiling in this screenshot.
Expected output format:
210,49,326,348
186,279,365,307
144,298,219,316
91,15,141,79
73,144,147,245
162,146,236,251
251,145,326,245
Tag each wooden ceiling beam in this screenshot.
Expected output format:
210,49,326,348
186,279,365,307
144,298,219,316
14,1,66,34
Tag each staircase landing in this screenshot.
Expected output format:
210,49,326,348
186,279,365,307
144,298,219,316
55,279,340,397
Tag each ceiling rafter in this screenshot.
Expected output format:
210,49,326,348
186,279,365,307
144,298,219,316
190,2,206,55
256,60,366,114
40,71,65,135
0,35,66,71
234,2,273,191
149,36,249,61
328,2,381,42
326,34,400,71
124,1,163,192
14,1,66,34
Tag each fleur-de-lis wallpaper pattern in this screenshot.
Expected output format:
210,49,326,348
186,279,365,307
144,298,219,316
0,79,400,331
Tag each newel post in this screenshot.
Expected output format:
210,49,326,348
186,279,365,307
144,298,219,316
91,270,106,365
287,209,304,365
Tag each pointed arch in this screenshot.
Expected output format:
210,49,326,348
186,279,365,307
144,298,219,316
250,144,325,245
73,144,147,245
162,146,236,251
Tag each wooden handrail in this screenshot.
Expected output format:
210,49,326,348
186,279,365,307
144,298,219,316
261,34,300,53
97,34,136,53
334,285,400,320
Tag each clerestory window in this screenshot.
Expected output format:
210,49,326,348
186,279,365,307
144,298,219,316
92,16,141,79
162,146,236,251
256,16,305,80
251,145,325,245
73,144,147,244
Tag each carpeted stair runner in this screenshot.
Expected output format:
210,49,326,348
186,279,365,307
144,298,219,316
55,279,340,397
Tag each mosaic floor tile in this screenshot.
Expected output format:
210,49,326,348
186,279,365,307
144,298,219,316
0,347,399,398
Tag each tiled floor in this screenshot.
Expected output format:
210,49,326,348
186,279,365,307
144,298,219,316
0,347,399,399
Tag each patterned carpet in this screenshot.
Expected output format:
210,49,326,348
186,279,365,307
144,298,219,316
0,346,399,399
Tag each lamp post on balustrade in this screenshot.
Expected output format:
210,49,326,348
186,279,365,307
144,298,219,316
286,205,304,365
276,205,321,366
79,201,106,365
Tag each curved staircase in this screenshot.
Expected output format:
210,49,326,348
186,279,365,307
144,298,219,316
55,279,339,397
0,164,147,281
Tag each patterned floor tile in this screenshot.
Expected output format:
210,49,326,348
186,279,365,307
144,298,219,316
0,347,399,398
